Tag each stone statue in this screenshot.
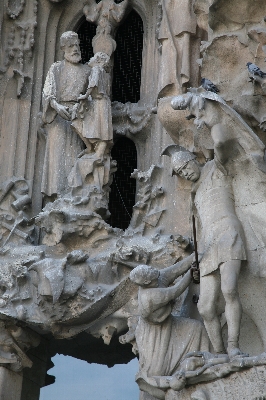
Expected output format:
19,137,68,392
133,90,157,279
83,0,129,56
129,255,210,396
73,52,113,161
158,0,200,97
41,31,91,199
58,51,115,217
163,87,266,358
163,143,246,359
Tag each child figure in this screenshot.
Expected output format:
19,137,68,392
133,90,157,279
76,52,113,161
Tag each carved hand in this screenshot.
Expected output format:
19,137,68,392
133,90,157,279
191,266,200,284
52,102,71,120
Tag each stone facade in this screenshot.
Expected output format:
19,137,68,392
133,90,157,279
1,1,266,399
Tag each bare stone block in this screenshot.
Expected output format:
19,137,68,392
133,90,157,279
0,367,22,400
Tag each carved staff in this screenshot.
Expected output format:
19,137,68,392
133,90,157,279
191,215,200,284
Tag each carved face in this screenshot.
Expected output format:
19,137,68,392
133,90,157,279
176,160,201,182
88,52,110,69
63,38,81,64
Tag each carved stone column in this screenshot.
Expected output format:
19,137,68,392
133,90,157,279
0,367,23,400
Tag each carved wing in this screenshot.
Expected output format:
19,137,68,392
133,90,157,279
202,91,266,170
83,0,101,23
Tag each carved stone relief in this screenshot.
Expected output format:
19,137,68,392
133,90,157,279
128,165,165,235
157,0,205,98
165,364,266,400
83,0,129,56
112,101,152,137
2,1,266,400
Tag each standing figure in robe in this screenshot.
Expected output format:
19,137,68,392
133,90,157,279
158,0,201,97
41,31,91,199
76,52,113,161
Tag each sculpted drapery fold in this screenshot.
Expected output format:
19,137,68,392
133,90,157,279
158,0,200,97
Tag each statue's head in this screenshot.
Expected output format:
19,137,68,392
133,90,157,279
60,31,81,64
161,145,201,182
130,265,159,287
176,159,201,182
88,52,110,70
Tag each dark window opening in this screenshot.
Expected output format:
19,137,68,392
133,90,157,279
77,10,141,230
109,137,137,230
77,18,96,64
112,10,144,103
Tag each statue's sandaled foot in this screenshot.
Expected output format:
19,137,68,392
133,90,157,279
227,347,249,360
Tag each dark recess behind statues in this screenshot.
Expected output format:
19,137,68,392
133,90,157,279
109,137,137,230
77,10,143,229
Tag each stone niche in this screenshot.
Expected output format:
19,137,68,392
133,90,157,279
1,1,266,400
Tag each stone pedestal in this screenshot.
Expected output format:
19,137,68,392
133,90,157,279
0,367,22,400
165,366,266,400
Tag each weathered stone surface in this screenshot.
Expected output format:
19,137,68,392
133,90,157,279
0,366,23,400
2,0,266,399
83,0,129,56
166,365,266,400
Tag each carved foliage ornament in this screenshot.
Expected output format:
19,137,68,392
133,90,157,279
7,0,25,20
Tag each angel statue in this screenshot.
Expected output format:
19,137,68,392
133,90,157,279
162,87,266,359
83,0,129,56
